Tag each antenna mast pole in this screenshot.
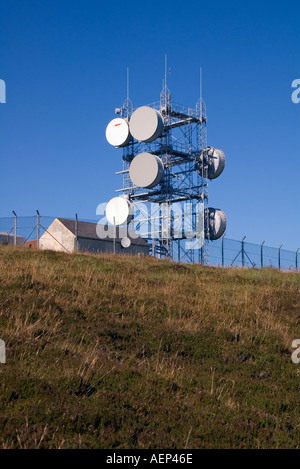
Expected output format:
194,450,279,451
122,66,133,119
200,67,203,115
127,67,129,103
165,54,167,90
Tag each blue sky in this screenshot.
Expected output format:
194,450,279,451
0,0,299,249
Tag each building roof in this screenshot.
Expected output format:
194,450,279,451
0,232,25,240
56,218,149,247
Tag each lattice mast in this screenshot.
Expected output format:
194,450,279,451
114,65,209,263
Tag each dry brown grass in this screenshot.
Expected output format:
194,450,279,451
0,245,300,448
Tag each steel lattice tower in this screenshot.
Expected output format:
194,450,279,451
114,79,209,264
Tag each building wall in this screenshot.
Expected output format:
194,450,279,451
77,237,149,256
26,240,37,249
0,233,25,246
38,219,149,255
39,219,75,253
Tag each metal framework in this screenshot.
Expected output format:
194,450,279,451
115,80,209,263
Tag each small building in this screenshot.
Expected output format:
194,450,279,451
0,232,25,246
39,218,149,255
26,240,37,249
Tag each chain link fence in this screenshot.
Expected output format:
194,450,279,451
209,237,298,271
0,214,299,272
0,215,55,247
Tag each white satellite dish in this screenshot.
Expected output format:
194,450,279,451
129,152,164,188
106,197,133,225
106,118,131,147
129,106,163,143
121,237,131,248
196,147,225,180
207,208,227,240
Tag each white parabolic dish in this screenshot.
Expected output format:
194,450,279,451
208,208,227,240
106,118,131,147
129,106,163,143
106,197,133,225
129,153,164,188
121,237,131,248
207,148,225,179
197,147,226,180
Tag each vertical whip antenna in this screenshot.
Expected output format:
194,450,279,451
122,66,133,118
200,67,202,101
127,67,129,102
165,54,168,90
200,67,203,115
161,54,171,109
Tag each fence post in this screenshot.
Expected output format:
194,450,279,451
261,241,265,268
296,248,299,272
0,339,6,364
241,236,246,267
278,244,282,271
12,211,17,246
113,216,116,254
221,234,225,267
36,210,40,249
75,214,78,252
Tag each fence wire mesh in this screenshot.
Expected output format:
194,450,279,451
0,216,55,245
0,215,299,271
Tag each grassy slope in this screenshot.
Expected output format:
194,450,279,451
0,246,300,449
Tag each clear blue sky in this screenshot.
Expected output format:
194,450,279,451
0,0,299,249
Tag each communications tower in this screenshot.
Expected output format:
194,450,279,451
105,67,226,264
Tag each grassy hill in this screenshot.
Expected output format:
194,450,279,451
0,245,300,449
